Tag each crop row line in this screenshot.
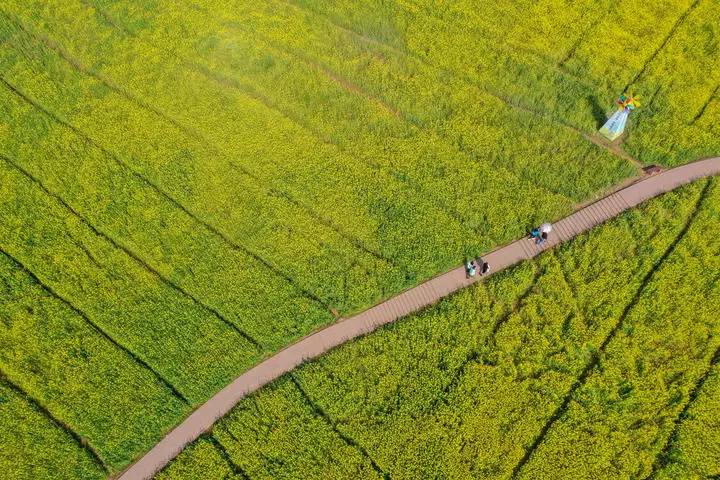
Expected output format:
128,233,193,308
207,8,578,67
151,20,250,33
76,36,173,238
213,66,487,240
213,1,576,203
117,156,720,479
5,14,201,144
0,150,264,350
71,0,565,241
71,0,491,240
0,11,396,276
426,262,542,414
0,74,329,312
0,247,191,406
646,343,720,479
623,0,701,92
509,177,713,478
289,374,391,480
281,0,639,169
690,84,719,125
20,3,397,271
551,250,582,314
0,371,109,472
207,434,251,480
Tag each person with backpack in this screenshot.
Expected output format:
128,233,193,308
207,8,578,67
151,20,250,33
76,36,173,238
466,260,477,278
530,222,553,245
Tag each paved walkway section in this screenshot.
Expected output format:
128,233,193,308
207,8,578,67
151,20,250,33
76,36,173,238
118,156,720,480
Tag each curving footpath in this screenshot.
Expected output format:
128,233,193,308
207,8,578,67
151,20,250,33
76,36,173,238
118,156,720,480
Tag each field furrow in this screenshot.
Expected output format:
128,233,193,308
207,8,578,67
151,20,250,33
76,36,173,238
3,12,398,271
516,178,720,478
0,377,106,479
0,247,189,405
286,0,719,165
0,371,108,471
0,74,334,350
156,180,715,479
0,246,191,470
98,0,637,205
1,153,262,350
0,155,263,406
289,374,390,479
208,377,385,479
207,435,250,480
1,0,717,476
0,5,468,312
652,359,720,479
649,345,720,479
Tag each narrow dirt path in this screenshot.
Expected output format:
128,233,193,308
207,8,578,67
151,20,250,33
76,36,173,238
118,156,720,480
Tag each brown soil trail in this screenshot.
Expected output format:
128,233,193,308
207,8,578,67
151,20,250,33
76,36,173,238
118,156,720,480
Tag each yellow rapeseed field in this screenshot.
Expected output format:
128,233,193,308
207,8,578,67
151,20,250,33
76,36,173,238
0,0,717,477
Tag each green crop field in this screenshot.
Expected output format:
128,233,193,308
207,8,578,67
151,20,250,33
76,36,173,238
158,179,720,480
0,0,718,477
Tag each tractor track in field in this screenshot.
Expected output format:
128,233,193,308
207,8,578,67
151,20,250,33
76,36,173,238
118,157,720,480
0,371,109,472
0,248,190,406
191,1,577,204
428,263,541,413
0,75,331,316
509,177,713,479
623,0,701,92
289,374,391,479
1,12,399,275
2,4,718,477
0,152,264,351
73,0,572,235
646,343,720,480
207,434,250,480
690,85,719,125
281,0,644,171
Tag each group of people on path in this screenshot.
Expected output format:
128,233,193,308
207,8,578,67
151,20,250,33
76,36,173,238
465,222,553,278
465,257,490,278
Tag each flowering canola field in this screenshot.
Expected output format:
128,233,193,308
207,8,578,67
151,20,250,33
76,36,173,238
0,0,717,477
159,179,720,480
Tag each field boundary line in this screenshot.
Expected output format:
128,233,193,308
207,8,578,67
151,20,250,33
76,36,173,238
206,1,591,202
0,371,109,472
0,75,330,313
0,10,399,273
280,0,643,170
646,344,720,479
427,262,541,413
0,152,264,351
28,2,400,270
289,374,390,479
206,434,250,480
690,84,719,125
509,177,713,478
0,248,190,406
75,0,574,227
623,0,700,91
117,157,720,479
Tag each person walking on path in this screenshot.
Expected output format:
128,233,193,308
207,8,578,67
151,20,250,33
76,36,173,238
466,260,477,278
480,258,490,275
530,222,553,245
467,258,491,278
